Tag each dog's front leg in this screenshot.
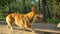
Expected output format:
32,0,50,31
25,26,35,32
24,23,35,32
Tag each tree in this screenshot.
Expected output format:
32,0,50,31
41,0,47,22
0,0,16,14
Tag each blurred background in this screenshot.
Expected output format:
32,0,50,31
0,0,60,24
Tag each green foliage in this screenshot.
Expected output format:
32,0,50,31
0,0,60,24
0,16,5,20
47,0,60,19
46,18,60,24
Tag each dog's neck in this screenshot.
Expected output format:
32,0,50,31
26,11,35,19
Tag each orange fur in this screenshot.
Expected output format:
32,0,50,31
6,7,43,32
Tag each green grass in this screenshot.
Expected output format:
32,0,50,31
0,16,5,20
46,18,60,24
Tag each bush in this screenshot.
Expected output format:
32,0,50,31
0,16,5,20
46,18,60,24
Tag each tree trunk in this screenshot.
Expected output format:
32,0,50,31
38,0,40,11
42,0,46,22
45,0,52,19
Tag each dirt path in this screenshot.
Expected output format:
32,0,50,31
0,21,60,34
0,25,37,34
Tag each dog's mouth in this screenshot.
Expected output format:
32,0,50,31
40,19,45,23
37,17,45,23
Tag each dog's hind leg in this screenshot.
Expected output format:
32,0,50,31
6,20,13,30
6,17,14,30
7,23,13,30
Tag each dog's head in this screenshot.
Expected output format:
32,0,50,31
33,14,45,23
31,7,45,23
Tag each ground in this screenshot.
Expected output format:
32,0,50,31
0,21,60,34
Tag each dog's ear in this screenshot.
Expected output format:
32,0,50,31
31,7,35,12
